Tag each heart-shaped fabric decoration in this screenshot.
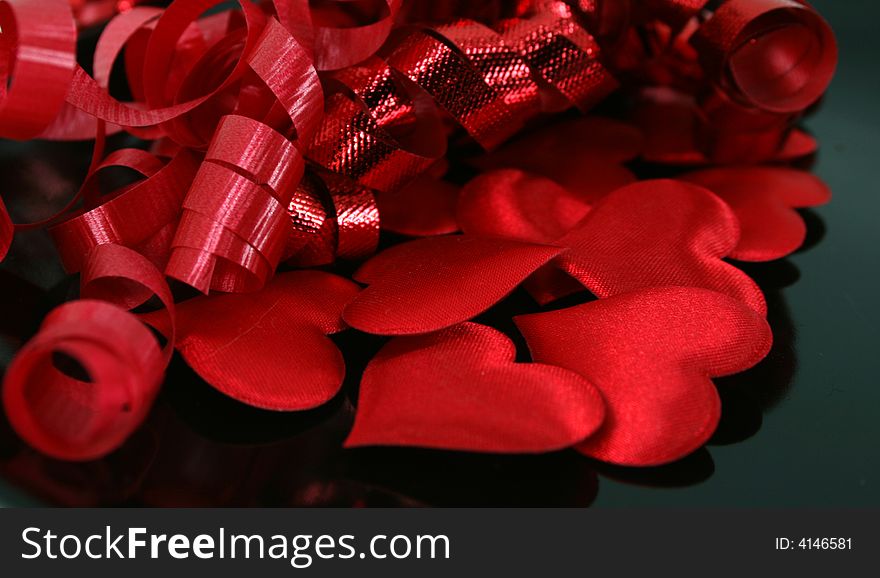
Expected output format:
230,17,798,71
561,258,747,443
344,235,564,335
556,179,767,315
680,167,831,261
458,169,593,243
515,287,772,465
170,270,361,410
344,322,605,453
457,169,593,305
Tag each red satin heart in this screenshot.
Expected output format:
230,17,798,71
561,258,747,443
681,166,831,261
457,169,592,305
458,169,592,243
556,179,767,315
344,235,564,335
345,322,605,453
776,129,818,161
170,270,360,410
515,287,772,466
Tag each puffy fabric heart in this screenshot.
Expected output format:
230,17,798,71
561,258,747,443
344,236,565,335
681,167,831,261
170,271,361,410
458,169,592,243
344,322,605,453
515,287,772,465
457,169,592,305
556,179,767,315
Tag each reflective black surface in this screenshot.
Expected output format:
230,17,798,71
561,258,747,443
1,0,878,506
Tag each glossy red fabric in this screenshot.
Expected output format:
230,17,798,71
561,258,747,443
344,236,564,335
556,179,767,315
681,166,831,261
167,271,360,410
515,287,772,465
456,168,593,304
458,169,593,243
345,323,605,453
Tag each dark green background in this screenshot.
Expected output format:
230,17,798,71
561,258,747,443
1,0,878,507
